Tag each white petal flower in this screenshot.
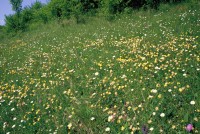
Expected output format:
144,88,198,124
12,125,16,128
160,113,165,117
149,127,154,131
105,127,110,132
155,66,160,70
90,117,95,121
95,72,99,76
151,89,157,93
168,89,172,92
108,115,114,122
67,123,72,129
190,100,195,105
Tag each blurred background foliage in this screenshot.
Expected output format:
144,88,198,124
0,0,198,34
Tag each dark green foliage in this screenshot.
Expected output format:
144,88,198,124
21,7,33,24
163,0,183,3
5,14,23,32
4,0,187,33
100,0,186,14
47,0,98,23
100,0,123,14
30,1,43,10
9,0,23,13
7,0,24,32
38,11,49,24
0,26,5,39
80,0,100,12
4,1,49,32
5,13,32,32
48,0,71,19
30,2,49,24
0,25,4,32
146,0,160,9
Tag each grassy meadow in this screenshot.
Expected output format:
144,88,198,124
0,2,200,134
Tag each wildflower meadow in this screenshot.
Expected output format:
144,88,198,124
0,2,200,134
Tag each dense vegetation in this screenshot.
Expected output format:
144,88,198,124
0,0,193,34
0,0,200,134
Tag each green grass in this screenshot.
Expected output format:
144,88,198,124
0,2,200,134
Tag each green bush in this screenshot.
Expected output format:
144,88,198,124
100,0,123,14
29,1,49,23
4,1,50,33
47,0,71,19
5,14,25,32
4,0,188,33
21,7,33,24
0,26,5,39
82,0,99,14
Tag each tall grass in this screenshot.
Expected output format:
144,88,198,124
0,2,200,133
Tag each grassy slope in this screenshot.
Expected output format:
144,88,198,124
0,2,200,134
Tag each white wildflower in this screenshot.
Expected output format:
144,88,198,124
190,100,195,105
90,117,95,121
95,72,99,76
160,113,165,117
105,127,110,132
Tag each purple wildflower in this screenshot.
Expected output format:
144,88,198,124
186,124,193,132
141,124,148,134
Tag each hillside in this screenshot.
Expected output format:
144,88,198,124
0,2,200,134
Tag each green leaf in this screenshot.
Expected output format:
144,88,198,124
184,113,189,122
195,121,200,128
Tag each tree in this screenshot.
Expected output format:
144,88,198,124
9,0,23,14
5,0,24,32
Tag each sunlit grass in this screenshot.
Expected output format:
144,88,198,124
0,2,200,134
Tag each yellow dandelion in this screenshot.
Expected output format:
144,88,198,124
158,94,162,98
121,126,125,131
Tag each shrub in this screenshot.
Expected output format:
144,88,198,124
5,14,25,32
0,26,5,39
48,0,71,19
21,7,33,24
4,0,189,33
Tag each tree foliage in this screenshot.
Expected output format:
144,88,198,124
4,0,186,33
9,0,23,13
